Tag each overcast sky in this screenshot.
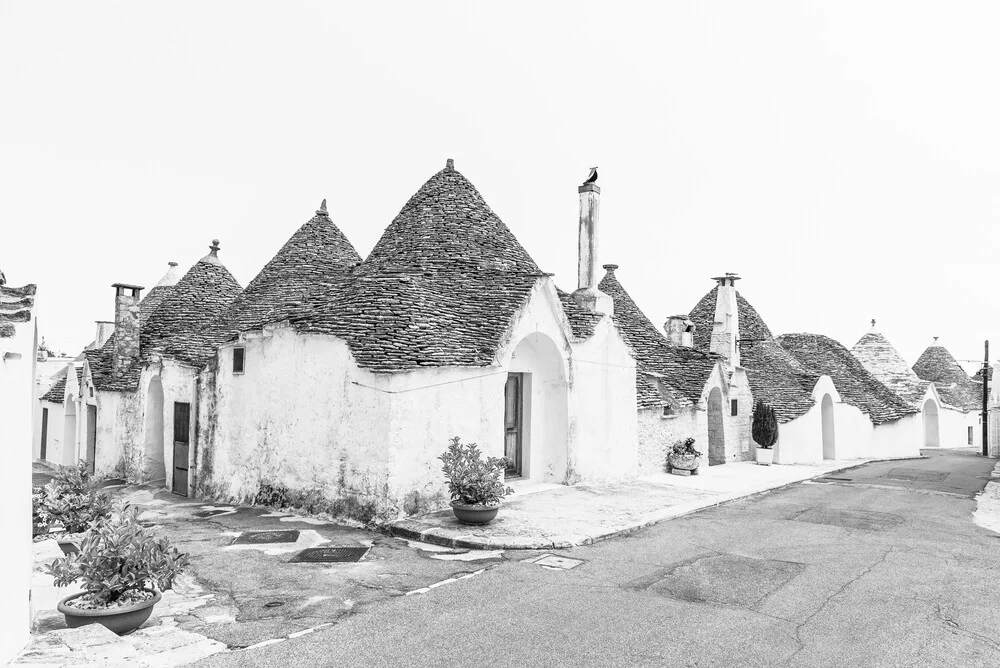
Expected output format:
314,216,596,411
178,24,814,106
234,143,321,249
3,2,998,372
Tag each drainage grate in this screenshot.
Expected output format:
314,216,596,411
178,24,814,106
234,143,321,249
290,546,368,563
233,530,300,545
263,601,285,608
194,509,233,518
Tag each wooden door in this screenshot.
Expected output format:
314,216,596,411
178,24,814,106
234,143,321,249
172,402,191,496
85,405,97,474
40,407,49,460
504,373,523,478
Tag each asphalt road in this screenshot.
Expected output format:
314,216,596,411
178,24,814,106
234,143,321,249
197,448,1000,668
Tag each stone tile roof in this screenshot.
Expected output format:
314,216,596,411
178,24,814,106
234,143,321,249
850,330,930,407
556,289,604,340
689,286,815,423
41,367,68,403
363,160,541,275
0,283,37,338
287,161,553,372
778,333,917,425
88,247,243,391
139,285,175,326
598,267,718,409
972,366,993,383
222,202,361,336
913,344,982,411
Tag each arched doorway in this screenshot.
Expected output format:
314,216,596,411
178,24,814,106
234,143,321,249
507,333,569,482
62,395,78,466
707,387,726,465
821,394,836,459
144,377,166,481
922,399,940,447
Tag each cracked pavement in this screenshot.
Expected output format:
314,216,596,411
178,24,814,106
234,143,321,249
192,447,1000,667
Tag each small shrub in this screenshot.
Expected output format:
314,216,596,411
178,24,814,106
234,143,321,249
47,503,189,607
752,400,779,449
42,461,113,534
438,436,513,506
670,437,702,458
32,486,53,537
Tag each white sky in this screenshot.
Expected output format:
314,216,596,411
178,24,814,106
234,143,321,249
3,1,998,371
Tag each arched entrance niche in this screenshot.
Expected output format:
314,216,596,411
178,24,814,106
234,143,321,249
821,394,836,459
507,333,569,483
63,395,78,466
144,376,166,482
707,387,726,465
922,399,940,447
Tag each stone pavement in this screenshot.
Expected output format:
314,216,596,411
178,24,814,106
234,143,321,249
387,456,923,549
973,458,1000,534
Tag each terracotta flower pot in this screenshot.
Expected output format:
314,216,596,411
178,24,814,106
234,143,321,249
450,500,500,525
57,588,161,635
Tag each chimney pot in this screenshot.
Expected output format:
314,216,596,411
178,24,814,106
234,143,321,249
709,274,740,366
665,315,696,348
571,173,613,315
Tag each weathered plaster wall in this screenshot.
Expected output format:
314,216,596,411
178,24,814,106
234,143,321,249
717,365,753,463
636,407,701,475
938,407,979,449
772,376,833,464
869,413,922,459
202,280,640,522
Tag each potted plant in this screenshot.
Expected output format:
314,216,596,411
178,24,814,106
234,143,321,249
752,399,779,465
47,504,189,635
438,436,514,525
667,437,703,475
33,461,113,551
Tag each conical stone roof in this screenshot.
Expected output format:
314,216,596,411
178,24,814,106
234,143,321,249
779,333,917,424
689,285,815,423
599,267,718,409
913,342,981,411
361,159,540,275
223,203,361,335
851,328,929,407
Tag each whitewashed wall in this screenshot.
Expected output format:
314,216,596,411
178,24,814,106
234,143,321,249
36,400,66,466
637,407,701,475
201,279,639,522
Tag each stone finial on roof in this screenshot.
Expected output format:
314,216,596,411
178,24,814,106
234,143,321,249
445,158,455,171
201,239,222,265
933,336,939,344
603,264,619,273
154,261,182,288
871,318,876,329
317,199,328,216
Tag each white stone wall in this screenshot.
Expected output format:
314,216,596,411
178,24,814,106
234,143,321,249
637,407,702,475
200,279,639,522
0,294,36,664
938,406,979,449
35,400,67,466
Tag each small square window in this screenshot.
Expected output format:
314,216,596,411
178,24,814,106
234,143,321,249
233,347,245,374
662,405,674,417
731,399,738,416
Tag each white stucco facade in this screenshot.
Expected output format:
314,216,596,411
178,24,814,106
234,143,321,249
0,286,36,664
198,279,638,522
773,376,922,464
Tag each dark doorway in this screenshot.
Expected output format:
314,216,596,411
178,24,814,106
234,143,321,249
85,405,97,474
172,402,191,496
40,407,49,460
504,373,523,478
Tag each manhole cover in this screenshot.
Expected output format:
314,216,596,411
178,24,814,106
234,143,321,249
881,468,948,483
533,554,585,570
290,546,368,563
233,530,300,545
263,601,284,608
194,509,233,518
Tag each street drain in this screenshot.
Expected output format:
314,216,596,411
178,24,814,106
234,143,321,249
533,554,584,570
263,601,284,608
290,546,368,563
233,530,300,545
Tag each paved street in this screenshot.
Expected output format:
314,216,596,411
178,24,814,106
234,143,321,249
195,448,1000,668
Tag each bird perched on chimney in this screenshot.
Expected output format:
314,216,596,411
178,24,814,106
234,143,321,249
0,268,6,286
584,166,598,184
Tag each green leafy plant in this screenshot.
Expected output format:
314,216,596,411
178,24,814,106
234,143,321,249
47,504,189,608
40,461,113,534
752,399,779,449
438,436,514,507
670,437,701,458
32,486,53,537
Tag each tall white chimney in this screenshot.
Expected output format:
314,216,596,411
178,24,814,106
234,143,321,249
572,172,613,314
710,273,740,367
